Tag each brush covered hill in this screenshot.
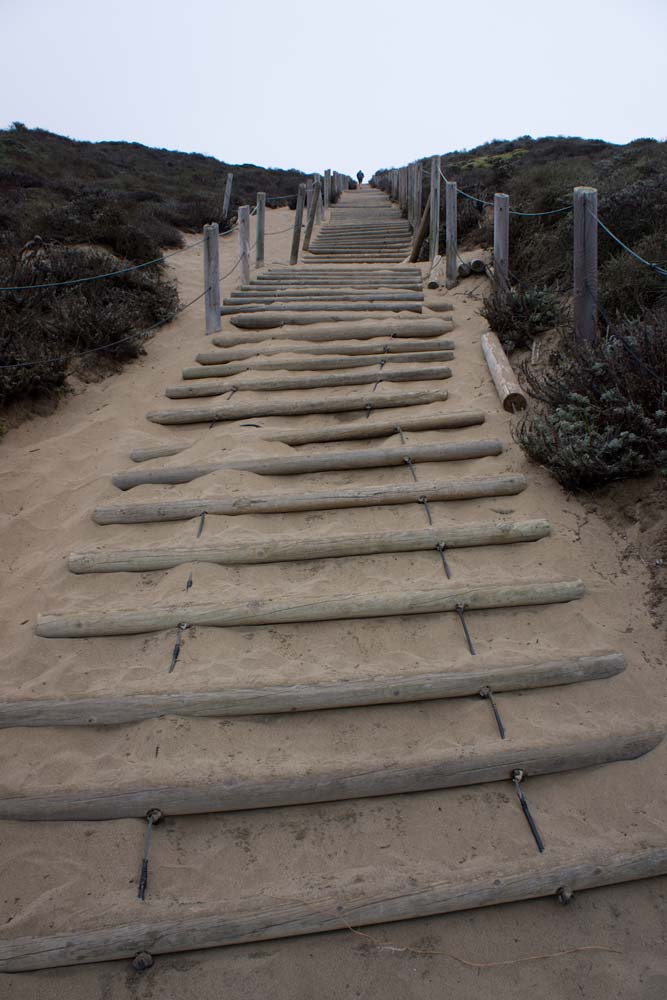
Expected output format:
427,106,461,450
0,124,309,406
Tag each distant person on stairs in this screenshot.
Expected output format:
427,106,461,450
356,170,364,187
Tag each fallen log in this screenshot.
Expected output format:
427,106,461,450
0,841,663,970
164,366,452,398
36,578,584,638
217,317,453,340
0,727,658,820
481,331,527,413
69,518,548,573
197,339,455,362
146,387,450,425
93,473,528,524
0,652,625,728
182,351,454,378
111,439,502,490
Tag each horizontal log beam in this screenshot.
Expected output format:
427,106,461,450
216,318,452,341
220,303,423,315
0,652,625,728
198,339,455,362
261,410,485,444
229,312,434,330
0,841,663,970
69,518,548,573
183,351,454,378
164,366,452,398
146,387,450,425
36,579,585,638
111,440,502,490
93,474,528,524
0,728,658,821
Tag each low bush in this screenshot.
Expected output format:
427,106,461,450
481,284,567,351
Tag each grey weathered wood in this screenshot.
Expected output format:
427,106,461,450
69,519,550,574
573,186,598,343
290,183,307,265
183,351,453,377
219,317,453,339
260,410,483,444
202,223,222,334
409,192,431,262
110,439,499,490
323,169,331,210
222,172,233,221
255,192,266,268
238,205,250,285
445,180,457,288
0,841,663,970
36,579,585,638
429,156,441,263
221,301,424,316
198,338,455,362
228,310,427,330
0,653,625,728
94,474,528,525
493,193,510,300
481,331,527,413
146,387,450,425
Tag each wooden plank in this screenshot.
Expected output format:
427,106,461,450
146,387,450,425
481,331,527,413
110,439,501,490
255,192,266,268
0,728,658,820
0,652,625,728
573,186,598,343
70,518,546,573
36,579,585,638
1,842,663,970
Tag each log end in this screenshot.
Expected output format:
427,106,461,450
503,392,528,413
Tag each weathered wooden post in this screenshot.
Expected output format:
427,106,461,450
202,222,221,334
573,186,598,343
306,178,314,219
290,183,307,265
493,193,510,300
222,173,233,222
303,181,322,251
256,192,266,269
314,175,322,223
445,181,458,288
429,156,441,263
238,206,250,284
324,169,331,210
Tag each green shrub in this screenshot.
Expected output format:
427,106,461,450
481,285,567,351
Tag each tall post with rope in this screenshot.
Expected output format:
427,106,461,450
202,222,221,335
429,156,441,263
256,193,266,269
238,206,250,285
445,180,458,288
573,186,598,343
493,193,510,301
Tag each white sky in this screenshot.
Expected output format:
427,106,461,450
2,0,664,177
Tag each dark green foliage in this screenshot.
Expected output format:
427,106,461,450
480,285,567,352
517,310,667,488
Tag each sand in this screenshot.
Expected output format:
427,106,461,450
0,196,665,998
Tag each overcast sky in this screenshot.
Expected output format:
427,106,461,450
2,0,664,176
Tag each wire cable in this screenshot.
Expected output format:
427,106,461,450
590,210,667,276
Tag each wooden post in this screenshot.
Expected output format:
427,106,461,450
324,169,331,209
303,181,321,251
429,156,441,263
493,193,510,300
445,180,457,288
306,178,314,218
238,206,250,284
414,162,422,231
222,173,233,222
314,175,322,223
202,223,221,334
255,192,266,268
573,186,598,343
290,183,307,265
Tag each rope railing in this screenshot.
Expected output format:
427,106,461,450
590,211,667,277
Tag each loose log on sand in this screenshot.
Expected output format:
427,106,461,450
111,440,503,490
93,474,528,524
164,366,452,399
216,317,453,342
0,841,663,970
0,728,659,821
0,652,625,728
36,579,584,637
69,519,550,573
481,331,527,413
182,351,454,378
197,340,456,362
146,387,450,425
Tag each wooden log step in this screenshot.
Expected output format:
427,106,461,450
225,316,453,336
1,841,663,970
94,473,528,524
36,578,585,638
69,518,549,573
220,302,422,315
249,279,422,286
146,387,450,425
164,366,452,399
0,727,658,821
263,268,418,275
223,292,424,303
229,312,431,330
0,652,625,728
111,440,502,490
183,351,454,378
197,339,455,362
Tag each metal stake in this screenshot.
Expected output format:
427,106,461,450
168,623,189,673
454,602,476,655
137,808,163,901
511,768,545,852
403,456,417,481
479,685,505,738
418,496,433,525
395,425,405,444
197,512,206,538
436,541,452,579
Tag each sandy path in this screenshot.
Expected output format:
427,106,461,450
0,193,665,997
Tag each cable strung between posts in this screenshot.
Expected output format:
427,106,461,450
590,210,667,276
438,167,572,217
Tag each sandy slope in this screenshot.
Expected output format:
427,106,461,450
0,201,665,998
